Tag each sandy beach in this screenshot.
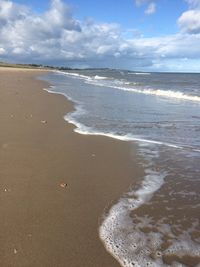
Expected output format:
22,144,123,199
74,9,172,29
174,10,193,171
0,68,143,267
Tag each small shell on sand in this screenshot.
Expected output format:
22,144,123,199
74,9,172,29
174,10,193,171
60,183,67,188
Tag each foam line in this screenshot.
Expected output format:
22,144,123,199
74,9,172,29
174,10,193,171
99,170,167,267
55,70,200,103
86,81,200,103
64,113,200,152
43,85,200,154
128,72,151,75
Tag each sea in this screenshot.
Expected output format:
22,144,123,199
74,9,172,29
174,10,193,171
40,69,200,267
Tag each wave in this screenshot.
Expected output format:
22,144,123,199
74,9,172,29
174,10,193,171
99,141,200,267
43,84,200,154
87,80,200,103
86,81,200,103
99,168,167,267
42,79,200,266
55,70,200,103
56,70,110,80
56,70,115,82
55,70,91,80
65,107,200,153
94,75,109,80
64,109,200,153
99,166,200,267
42,71,200,267
128,72,151,75
43,86,75,102
135,88,200,102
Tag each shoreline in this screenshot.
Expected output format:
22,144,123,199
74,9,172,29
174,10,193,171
0,68,144,267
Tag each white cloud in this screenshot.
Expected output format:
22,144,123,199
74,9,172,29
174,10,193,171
0,47,5,54
178,9,200,33
145,2,156,15
135,0,149,6
184,0,200,8
0,0,200,72
135,1,156,15
178,0,200,33
0,0,28,23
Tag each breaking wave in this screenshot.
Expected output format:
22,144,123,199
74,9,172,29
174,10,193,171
56,71,200,103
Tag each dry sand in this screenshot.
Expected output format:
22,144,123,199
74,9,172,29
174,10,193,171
0,68,143,267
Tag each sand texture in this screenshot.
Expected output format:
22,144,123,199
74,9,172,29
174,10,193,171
0,68,142,267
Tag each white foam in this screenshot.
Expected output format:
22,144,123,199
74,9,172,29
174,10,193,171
165,234,200,258
99,170,200,267
43,86,77,103
129,72,151,75
63,106,200,155
55,70,200,103
99,169,167,267
43,76,200,266
55,70,92,81
44,85,200,154
137,88,200,102
64,115,190,150
87,81,200,103
94,75,109,80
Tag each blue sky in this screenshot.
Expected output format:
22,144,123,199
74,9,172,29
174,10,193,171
0,0,200,72
13,0,187,35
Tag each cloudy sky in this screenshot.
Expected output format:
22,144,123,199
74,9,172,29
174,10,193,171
0,0,200,72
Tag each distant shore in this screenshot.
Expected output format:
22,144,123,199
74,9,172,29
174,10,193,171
0,67,143,267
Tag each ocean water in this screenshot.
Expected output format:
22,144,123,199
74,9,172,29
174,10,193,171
40,69,200,267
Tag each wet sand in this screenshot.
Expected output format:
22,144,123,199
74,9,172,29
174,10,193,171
0,68,143,267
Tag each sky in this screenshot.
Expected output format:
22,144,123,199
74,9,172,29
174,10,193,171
0,0,200,72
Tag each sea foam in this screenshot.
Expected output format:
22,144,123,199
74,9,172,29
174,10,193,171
87,81,200,103
42,73,200,266
99,165,167,267
98,142,200,267
44,81,200,155
64,111,199,153
56,70,200,103
128,72,151,75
